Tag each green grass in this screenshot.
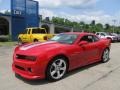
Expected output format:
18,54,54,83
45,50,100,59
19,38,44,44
0,42,17,46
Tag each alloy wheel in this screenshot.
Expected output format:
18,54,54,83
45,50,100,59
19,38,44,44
102,49,109,62
50,59,67,80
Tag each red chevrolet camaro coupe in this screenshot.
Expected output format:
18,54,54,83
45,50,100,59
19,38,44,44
12,32,111,81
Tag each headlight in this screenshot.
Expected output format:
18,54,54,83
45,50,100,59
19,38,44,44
25,56,37,61
16,54,37,61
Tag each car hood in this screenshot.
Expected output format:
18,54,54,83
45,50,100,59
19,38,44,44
16,41,65,55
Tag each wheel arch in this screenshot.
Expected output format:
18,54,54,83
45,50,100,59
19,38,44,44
49,54,69,68
52,54,69,65
33,38,38,42
102,46,110,56
105,46,110,51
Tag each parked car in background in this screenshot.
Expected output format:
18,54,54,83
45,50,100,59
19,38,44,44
12,32,111,81
18,28,55,43
111,33,120,42
0,35,9,42
118,34,120,42
96,32,117,42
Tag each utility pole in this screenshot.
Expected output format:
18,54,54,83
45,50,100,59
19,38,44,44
112,19,116,33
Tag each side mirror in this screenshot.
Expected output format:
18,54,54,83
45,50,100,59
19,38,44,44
79,41,88,46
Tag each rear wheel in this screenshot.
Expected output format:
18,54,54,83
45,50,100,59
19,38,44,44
34,39,38,42
101,48,110,63
46,57,67,81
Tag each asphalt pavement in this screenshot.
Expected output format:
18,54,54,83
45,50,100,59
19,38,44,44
0,43,120,90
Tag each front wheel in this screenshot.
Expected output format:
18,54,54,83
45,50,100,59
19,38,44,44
18,38,22,44
101,48,110,63
46,57,68,81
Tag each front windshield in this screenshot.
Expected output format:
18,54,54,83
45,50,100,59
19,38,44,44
50,34,78,44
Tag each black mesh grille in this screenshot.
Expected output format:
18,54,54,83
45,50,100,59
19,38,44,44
15,65,25,71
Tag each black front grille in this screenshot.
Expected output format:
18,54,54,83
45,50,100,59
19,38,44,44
15,65,25,71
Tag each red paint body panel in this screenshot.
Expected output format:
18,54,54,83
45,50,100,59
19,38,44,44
12,32,111,79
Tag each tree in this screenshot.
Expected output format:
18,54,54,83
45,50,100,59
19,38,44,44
52,17,64,25
4,10,10,14
79,21,85,30
72,22,79,27
79,21,85,25
104,24,110,32
84,24,89,29
89,20,96,32
64,19,73,26
52,17,58,24
91,20,96,26
47,16,119,33
95,23,103,32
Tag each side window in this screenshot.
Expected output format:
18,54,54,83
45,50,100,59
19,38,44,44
93,36,100,42
80,35,93,43
101,33,105,36
28,29,31,34
96,33,99,35
32,28,46,34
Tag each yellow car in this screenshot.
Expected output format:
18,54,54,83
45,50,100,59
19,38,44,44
18,27,54,43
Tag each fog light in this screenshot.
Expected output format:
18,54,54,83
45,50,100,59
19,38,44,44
28,68,32,72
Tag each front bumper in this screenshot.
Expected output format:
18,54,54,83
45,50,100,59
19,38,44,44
12,64,45,80
12,56,47,80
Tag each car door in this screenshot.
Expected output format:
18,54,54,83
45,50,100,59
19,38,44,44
69,44,86,68
79,35,100,64
21,29,30,42
89,35,101,62
26,29,31,42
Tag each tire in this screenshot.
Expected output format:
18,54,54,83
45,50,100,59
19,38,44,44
46,57,68,81
18,38,22,44
34,39,38,42
101,48,110,63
